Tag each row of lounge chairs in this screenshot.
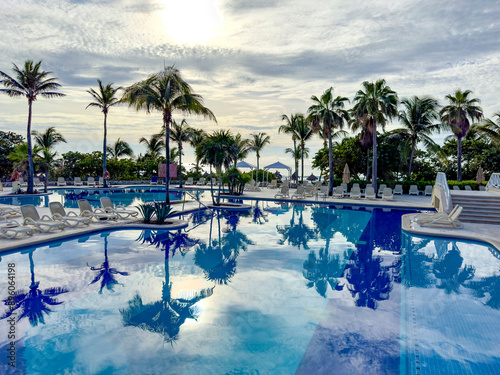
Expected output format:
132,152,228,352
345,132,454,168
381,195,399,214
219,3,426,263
0,198,138,239
151,177,218,186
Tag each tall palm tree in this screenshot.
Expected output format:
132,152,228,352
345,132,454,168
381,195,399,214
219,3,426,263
188,128,206,171
478,112,500,145
168,119,192,188
352,79,398,193
139,133,165,159
249,132,271,182
32,127,67,192
308,88,350,195
440,89,483,181
285,144,302,182
279,114,300,181
233,133,251,168
122,66,216,203
107,138,133,160
0,60,65,193
292,114,313,182
86,80,121,188
393,96,442,179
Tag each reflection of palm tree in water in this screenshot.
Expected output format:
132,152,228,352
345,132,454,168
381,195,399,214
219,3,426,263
277,205,317,250
88,233,129,293
252,201,268,224
1,251,67,326
303,248,347,297
121,238,213,344
433,243,474,294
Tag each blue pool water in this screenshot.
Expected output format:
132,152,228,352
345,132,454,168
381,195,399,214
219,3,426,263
0,202,499,374
0,187,187,208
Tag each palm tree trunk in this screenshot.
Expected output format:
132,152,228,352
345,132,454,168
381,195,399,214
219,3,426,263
372,121,378,194
44,165,49,193
408,140,416,180
179,143,183,189
457,136,463,182
301,142,305,183
217,167,223,205
27,100,34,194
256,154,259,182
366,148,370,181
164,116,171,204
328,132,334,196
103,113,108,189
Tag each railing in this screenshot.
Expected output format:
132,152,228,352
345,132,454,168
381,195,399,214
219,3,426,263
433,172,452,213
181,190,213,212
486,173,500,190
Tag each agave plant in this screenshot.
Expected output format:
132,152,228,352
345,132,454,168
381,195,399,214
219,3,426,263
153,201,177,224
137,203,155,223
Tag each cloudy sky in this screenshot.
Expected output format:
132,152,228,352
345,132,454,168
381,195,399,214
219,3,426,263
1,0,499,176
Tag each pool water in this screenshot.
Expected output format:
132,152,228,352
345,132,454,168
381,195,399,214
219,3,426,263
0,187,189,208
0,202,499,374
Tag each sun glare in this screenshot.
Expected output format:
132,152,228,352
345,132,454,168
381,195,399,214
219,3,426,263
161,0,222,45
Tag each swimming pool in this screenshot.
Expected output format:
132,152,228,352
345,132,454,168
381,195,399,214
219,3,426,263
0,187,189,208
0,202,499,374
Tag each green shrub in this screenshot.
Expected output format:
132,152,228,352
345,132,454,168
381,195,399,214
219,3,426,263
153,201,176,224
137,203,155,223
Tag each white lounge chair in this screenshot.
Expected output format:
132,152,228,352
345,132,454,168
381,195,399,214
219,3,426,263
304,184,315,197
341,183,348,196
21,204,65,233
316,186,328,201
268,180,278,189
394,184,403,195
381,187,393,200
196,177,206,186
452,185,460,191
0,207,21,220
100,197,138,219
291,186,306,199
332,186,344,198
49,202,91,227
185,177,194,186
275,186,289,198
377,184,387,197
0,220,34,239
409,185,420,195
98,177,104,187
415,206,463,228
33,177,44,188
364,187,376,200
57,177,67,186
19,178,27,188
87,177,96,187
464,185,472,191
74,177,83,186
78,199,118,221
424,185,433,196
350,186,361,199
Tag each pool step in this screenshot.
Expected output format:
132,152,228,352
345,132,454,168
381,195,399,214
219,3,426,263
450,192,500,224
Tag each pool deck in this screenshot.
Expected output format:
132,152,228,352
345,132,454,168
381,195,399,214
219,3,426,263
1,184,499,253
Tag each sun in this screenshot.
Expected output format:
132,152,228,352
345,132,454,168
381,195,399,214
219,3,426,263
161,0,222,45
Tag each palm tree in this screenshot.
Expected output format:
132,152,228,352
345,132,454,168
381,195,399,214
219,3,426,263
122,66,216,203
292,114,313,182
0,60,65,193
478,112,500,145
139,132,165,159
86,80,121,188
285,144,302,181
188,128,207,171
32,127,66,192
233,133,251,168
168,119,192,188
308,88,350,195
392,96,442,179
8,142,42,181
249,132,271,182
279,114,300,181
107,138,133,160
440,89,483,181
352,79,398,193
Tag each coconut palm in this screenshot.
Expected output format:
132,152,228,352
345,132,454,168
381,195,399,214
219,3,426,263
285,144,303,182
0,60,65,193
8,142,42,180
391,96,442,179
249,132,271,182
188,128,207,171
279,114,300,181
107,138,133,160
168,119,192,188
352,80,398,193
308,88,350,194
32,127,67,192
292,115,313,182
122,66,216,203
86,80,121,188
440,89,483,181
233,133,252,168
478,112,500,145
139,133,165,159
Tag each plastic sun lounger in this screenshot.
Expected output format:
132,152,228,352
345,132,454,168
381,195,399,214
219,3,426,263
381,188,393,200
87,177,96,187
274,186,289,198
409,185,420,195
0,220,34,239
185,177,194,185
0,207,21,220
100,197,138,219
415,206,463,228
377,184,387,197
364,187,376,200
316,186,328,201
150,176,158,185
332,186,344,198
49,202,91,227
21,204,66,233
394,185,403,195
74,177,83,186
291,186,306,199
424,185,433,196
78,199,118,222
33,177,44,188
350,186,361,199
196,178,206,186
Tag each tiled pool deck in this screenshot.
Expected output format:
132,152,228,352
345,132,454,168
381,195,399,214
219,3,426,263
1,184,499,253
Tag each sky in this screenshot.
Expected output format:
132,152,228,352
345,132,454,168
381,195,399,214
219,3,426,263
1,0,499,177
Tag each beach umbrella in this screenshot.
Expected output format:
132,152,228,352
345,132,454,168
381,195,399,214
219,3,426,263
476,166,485,185
307,174,318,181
342,164,351,184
